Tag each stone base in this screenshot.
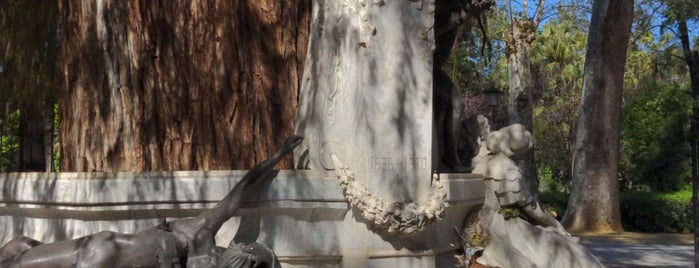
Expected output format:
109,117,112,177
477,213,603,268
0,171,483,267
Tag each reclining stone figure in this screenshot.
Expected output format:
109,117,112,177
0,135,303,268
470,122,602,267
473,124,568,235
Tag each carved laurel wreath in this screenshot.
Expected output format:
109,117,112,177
331,154,448,236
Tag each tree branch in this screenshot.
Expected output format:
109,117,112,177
533,0,547,27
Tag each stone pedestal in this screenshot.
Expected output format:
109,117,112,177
294,0,435,202
291,1,482,266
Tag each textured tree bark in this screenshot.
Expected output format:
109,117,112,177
562,0,633,233
505,18,537,194
59,0,310,172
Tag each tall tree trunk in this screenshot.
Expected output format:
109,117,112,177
59,0,310,172
675,10,699,265
562,0,633,233
1,1,59,172
676,11,699,103
506,18,537,193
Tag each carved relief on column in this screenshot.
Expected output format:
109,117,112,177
295,0,435,203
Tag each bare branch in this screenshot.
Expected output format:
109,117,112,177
523,0,529,18
533,0,547,27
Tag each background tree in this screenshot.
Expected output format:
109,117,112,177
59,0,310,172
618,7,693,191
617,0,696,192
562,0,634,233
620,82,691,191
503,0,548,191
443,0,694,234
447,2,591,183
0,1,59,172
530,6,588,189
667,1,698,101
662,0,699,258
446,7,505,120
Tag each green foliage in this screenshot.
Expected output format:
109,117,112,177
445,7,510,95
450,0,694,234
498,207,525,220
620,82,691,191
466,221,490,248
620,188,693,233
618,0,695,192
52,103,60,172
0,109,19,171
530,10,588,186
541,188,692,233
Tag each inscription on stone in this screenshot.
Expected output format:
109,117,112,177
408,156,429,171
370,156,428,171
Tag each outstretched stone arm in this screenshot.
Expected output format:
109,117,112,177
190,135,303,235
176,135,303,265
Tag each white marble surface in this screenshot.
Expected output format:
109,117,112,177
294,0,436,204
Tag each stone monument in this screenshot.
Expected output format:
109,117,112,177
0,1,486,267
291,0,484,266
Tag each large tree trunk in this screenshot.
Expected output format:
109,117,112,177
59,0,310,172
505,18,537,194
562,0,633,233
675,10,699,264
676,10,698,105
1,1,59,172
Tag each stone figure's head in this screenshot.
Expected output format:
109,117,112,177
476,114,490,141
485,124,532,157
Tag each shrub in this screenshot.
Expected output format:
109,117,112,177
540,188,692,233
620,83,692,191
620,188,693,233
